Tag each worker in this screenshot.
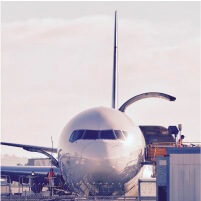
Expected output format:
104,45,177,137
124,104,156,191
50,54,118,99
177,135,185,147
47,168,55,189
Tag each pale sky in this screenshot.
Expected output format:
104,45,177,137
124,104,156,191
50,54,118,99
1,1,200,158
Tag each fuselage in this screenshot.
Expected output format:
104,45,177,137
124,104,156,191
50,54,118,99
58,107,145,195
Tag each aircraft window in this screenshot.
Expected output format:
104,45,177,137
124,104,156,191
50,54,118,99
122,131,128,139
83,130,99,140
114,130,125,140
69,130,85,142
69,130,77,142
74,130,85,141
100,130,116,140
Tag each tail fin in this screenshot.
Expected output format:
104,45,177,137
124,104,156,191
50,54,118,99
112,11,118,109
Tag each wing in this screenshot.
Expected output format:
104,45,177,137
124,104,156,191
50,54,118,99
1,142,57,153
1,142,59,167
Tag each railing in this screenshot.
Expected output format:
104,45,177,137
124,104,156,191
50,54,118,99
1,174,157,200
145,142,201,162
1,175,11,195
149,142,175,148
1,195,156,201
149,141,201,148
182,142,201,147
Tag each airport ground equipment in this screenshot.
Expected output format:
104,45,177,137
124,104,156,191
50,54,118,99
156,156,168,201
140,125,175,163
156,147,201,201
138,178,156,200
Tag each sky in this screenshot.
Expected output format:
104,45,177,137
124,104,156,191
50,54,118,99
1,1,200,158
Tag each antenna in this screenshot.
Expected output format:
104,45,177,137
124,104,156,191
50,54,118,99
51,136,53,168
112,10,118,109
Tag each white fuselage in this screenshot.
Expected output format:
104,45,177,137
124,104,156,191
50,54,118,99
58,107,145,195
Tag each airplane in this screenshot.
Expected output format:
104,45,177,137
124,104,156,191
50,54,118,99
1,11,176,196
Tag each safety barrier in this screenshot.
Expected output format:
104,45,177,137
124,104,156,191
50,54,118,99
1,175,11,195
1,168,157,200
1,195,156,201
1,175,156,200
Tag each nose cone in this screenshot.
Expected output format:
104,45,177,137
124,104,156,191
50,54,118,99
81,142,117,180
82,142,118,160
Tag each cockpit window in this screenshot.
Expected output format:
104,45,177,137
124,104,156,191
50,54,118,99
69,130,85,142
114,130,125,140
122,131,128,139
83,130,99,140
69,130,77,142
100,130,115,140
69,129,129,142
75,130,85,141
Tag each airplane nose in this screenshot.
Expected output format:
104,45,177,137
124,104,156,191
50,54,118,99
81,142,117,180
